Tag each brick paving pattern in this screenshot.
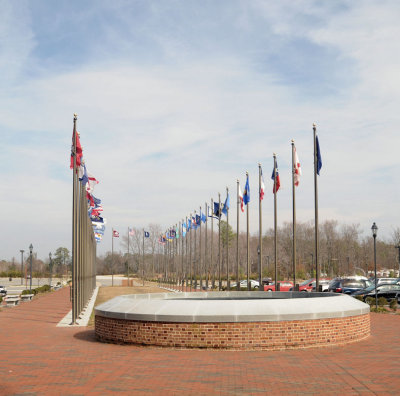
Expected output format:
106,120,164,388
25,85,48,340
1,287,400,395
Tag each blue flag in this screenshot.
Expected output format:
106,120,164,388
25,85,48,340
195,214,201,225
316,135,322,175
201,211,206,223
213,202,222,218
243,175,250,205
222,193,230,215
182,223,187,237
144,231,150,238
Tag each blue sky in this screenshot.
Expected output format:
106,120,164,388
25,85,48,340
1,0,400,260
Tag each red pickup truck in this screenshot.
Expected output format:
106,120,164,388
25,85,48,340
263,281,294,292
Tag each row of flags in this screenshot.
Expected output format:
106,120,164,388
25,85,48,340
157,134,322,243
113,227,150,239
70,131,105,244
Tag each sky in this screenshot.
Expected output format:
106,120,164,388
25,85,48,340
1,0,400,261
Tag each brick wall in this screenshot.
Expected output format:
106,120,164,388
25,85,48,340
95,313,370,350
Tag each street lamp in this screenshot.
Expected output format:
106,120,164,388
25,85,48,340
371,222,378,309
29,244,33,293
49,252,53,287
20,250,24,286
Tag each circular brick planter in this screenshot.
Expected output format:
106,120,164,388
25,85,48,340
95,291,370,350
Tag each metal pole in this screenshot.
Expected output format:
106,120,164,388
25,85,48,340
236,180,240,291
142,229,145,286
211,200,214,289
226,187,230,290
127,227,130,286
273,154,278,287
205,204,208,290
29,245,33,292
20,250,24,286
291,140,297,288
246,172,250,291
395,246,400,278
258,164,262,288
313,123,320,291
199,208,202,291
112,228,114,287
374,234,377,308
218,194,221,290
194,214,197,290
189,215,192,291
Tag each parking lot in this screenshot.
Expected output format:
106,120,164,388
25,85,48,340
0,286,400,394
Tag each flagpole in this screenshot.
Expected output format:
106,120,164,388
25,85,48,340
291,140,297,288
199,207,203,291
313,123,320,291
205,202,208,290
71,113,78,324
181,221,184,291
273,153,278,288
189,214,192,291
142,228,145,286
112,228,114,287
218,193,222,291
211,199,215,290
127,227,130,287
258,163,262,288
185,217,188,292
226,187,230,290
236,179,240,291
194,211,197,290
246,171,250,291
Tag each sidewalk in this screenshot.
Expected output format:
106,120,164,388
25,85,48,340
1,287,400,395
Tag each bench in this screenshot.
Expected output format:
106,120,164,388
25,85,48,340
20,294,34,302
4,295,21,306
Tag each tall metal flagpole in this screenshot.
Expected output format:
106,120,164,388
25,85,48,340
199,207,203,291
185,217,188,291
273,153,278,287
189,213,192,291
127,227,130,287
246,172,250,291
313,123,320,291
71,113,78,324
142,228,145,286
291,140,297,288
218,193,222,290
181,221,184,291
211,199,215,289
226,187,230,290
205,202,208,290
258,163,262,288
112,228,114,287
236,180,240,291
194,212,197,290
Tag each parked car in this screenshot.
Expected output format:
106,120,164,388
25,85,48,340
0,285,7,296
375,278,400,286
327,278,372,294
264,281,294,292
290,278,331,292
351,283,400,303
231,280,260,289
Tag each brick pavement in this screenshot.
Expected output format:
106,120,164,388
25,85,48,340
1,287,399,395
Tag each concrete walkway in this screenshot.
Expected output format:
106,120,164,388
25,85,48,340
1,287,400,395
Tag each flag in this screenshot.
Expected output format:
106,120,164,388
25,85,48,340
238,184,244,212
195,214,201,225
144,231,150,238
260,168,265,201
158,236,166,245
294,147,301,186
70,131,83,169
86,172,99,194
213,202,222,218
79,163,88,184
201,211,207,223
222,193,230,215
243,175,250,205
175,226,180,239
182,223,187,237
170,229,176,238
113,230,119,238
188,219,192,230
129,228,135,236
208,206,219,219
316,135,322,175
271,162,281,193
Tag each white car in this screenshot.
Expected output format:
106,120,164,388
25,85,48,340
0,286,7,296
238,280,260,289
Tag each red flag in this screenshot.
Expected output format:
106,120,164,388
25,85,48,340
238,184,244,213
70,131,83,169
113,230,120,238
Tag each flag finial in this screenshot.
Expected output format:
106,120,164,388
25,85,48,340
74,113,78,120
273,152,276,157
313,122,316,128
291,139,295,145
246,171,248,175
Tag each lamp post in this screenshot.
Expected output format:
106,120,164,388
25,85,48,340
20,250,24,286
29,244,33,293
49,252,53,287
371,222,378,309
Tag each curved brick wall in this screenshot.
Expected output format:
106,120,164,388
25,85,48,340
95,313,370,350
